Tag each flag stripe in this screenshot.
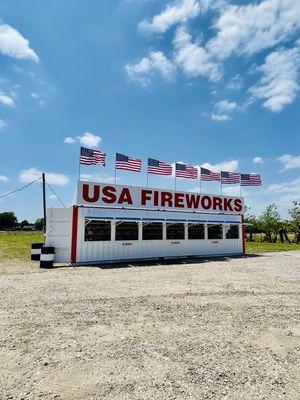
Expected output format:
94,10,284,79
148,158,172,175
175,163,198,179
241,173,262,186
221,171,240,184
80,147,106,166
115,153,142,172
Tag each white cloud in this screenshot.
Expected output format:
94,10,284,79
210,99,237,121
64,136,76,144
267,177,300,194
277,154,300,171
139,0,200,34
0,23,39,61
201,159,239,172
226,74,243,90
80,174,122,183
253,156,263,164
64,132,102,147
30,92,46,107
207,0,300,60
0,175,9,182
0,119,8,131
173,26,221,82
250,47,300,112
211,113,231,121
0,91,14,106
19,168,69,186
214,99,237,113
125,51,176,86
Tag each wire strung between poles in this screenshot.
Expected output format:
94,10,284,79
45,181,66,208
0,177,41,199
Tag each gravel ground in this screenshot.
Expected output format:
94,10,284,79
0,251,299,400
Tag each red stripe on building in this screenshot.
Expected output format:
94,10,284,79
71,205,79,263
241,214,245,254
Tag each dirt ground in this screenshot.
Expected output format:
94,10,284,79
0,252,299,400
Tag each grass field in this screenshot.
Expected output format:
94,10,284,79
0,231,300,261
0,231,44,260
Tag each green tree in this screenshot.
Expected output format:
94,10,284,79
0,212,18,230
34,218,44,231
20,220,30,228
259,203,281,243
289,201,300,243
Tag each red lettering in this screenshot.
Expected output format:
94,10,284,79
141,190,152,206
161,191,173,207
82,184,100,203
174,193,185,208
153,190,159,207
213,197,223,211
223,198,233,211
201,195,212,210
118,188,133,205
234,198,243,212
185,194,200,209
102,186,117,204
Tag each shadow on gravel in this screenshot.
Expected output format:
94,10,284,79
64,253,261,270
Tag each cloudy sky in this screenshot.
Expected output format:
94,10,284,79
0,0,299,221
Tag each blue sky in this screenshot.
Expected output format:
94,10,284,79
0,0,299,222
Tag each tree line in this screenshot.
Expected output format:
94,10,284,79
245,202,300,244
0,212,44,231
1,202,300,243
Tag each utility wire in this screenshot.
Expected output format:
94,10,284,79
45,181,66,208
0,177,41,199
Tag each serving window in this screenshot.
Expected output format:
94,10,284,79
188,223,205,239
142,222,163,240
85,220,111,241
208,224,223,240
166,223,185,240
225,224,239,239
115,222,139,241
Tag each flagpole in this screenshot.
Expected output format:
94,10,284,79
78,146,81,182
220,177,222,196
239,175,242,197
146,163,149,188
114,153,117,184
199,170,202,193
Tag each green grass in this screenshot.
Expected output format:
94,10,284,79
245,240,300,253
0,231,44,261
0,231,299,261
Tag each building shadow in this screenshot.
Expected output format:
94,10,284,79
62,253,261,270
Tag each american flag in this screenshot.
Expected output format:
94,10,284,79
148,158,172,175
220,171,240,184
115,153,142,172
241,173,262,186
200,167,220,181
175,163,198,179
80,147,106,166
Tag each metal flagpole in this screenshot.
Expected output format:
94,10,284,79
220,175,223,196
199,170,202,193
239,175,242,197
146,161,149,188
78,146,81,182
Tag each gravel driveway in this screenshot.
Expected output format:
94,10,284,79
0,251,299,399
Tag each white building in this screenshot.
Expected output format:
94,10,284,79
45,181,245,264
